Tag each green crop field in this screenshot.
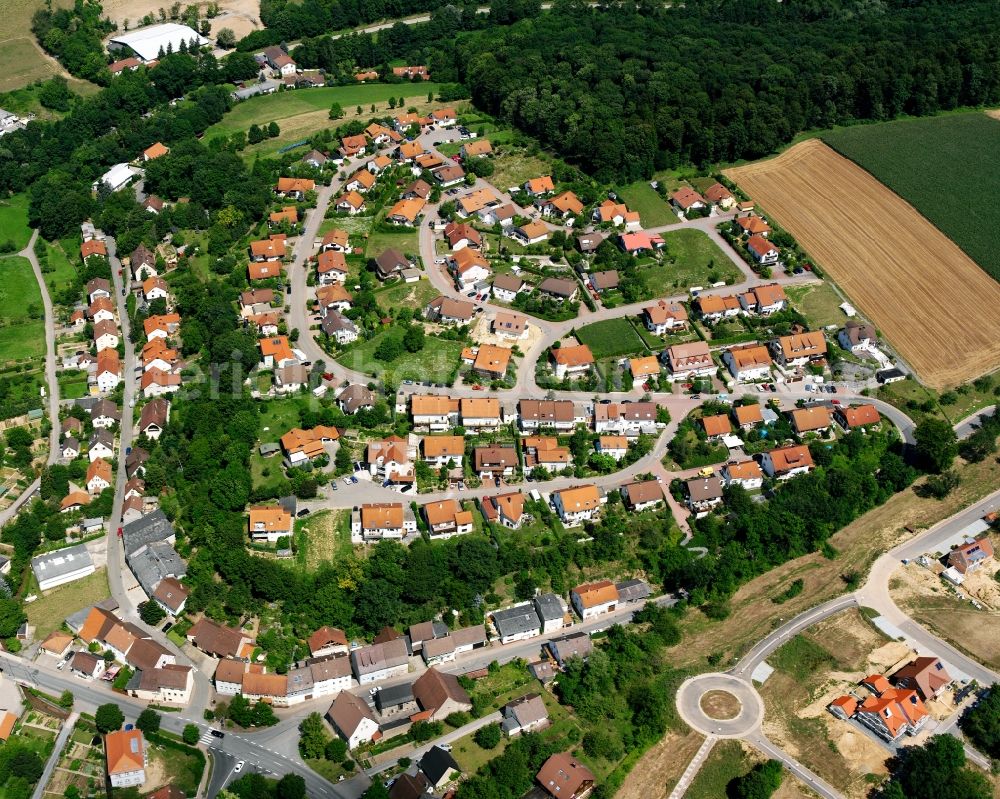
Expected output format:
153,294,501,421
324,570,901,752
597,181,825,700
205,83,443,140
823,112,1000,282
574,317,646,359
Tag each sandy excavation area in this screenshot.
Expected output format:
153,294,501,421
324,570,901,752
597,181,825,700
104,0,262,40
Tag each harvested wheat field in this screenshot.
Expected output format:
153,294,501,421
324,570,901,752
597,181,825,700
725,139,1000,389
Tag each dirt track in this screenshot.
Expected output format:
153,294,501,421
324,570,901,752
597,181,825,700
725,139,1000,389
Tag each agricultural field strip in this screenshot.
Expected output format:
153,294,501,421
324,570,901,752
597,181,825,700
725,140,1000,389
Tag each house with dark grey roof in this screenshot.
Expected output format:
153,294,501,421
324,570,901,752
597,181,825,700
501,693,549,736
615,579,651,604
122,510,175,558
491,603,542,644
374,682,418,718
122,509,185,597
532,593,566,634
419,745,461,789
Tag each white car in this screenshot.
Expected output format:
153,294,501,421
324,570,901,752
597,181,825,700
234,761,245,774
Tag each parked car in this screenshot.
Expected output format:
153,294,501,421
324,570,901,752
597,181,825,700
296,508,311,517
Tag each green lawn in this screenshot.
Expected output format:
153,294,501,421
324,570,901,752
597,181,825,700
338,328,463,384
365,227,420,261
0,255,44,362
823,112,1000,282
653,228,743,293
376,276,438,309
490,152,551,193
617,181,677,228
25,568,110,640
574,318,647,359
786,282,849,329
250,451,288,494
257,397,307,442
0,194,31,251
206,83,443,140
42,238,78,301
57,370,89,400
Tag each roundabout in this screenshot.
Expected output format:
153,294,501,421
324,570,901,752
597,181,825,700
676,673,765,738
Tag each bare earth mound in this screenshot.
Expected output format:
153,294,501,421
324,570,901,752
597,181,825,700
700,690,741,720
725,139,1000,389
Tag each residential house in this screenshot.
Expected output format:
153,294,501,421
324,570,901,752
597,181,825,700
619,231,665,255
538,191,583,219
127,664,194,705
61,437,80,459
86,277,112,303
469,344,512,380
138,398,169,440
89,430,115,461
747,235,779,265
537,277,578,303
552,485,604,526
501,694,549,736
366,435,413,484
81,239,108,262
723,344,772,381
511,219,551,246
550,344,594,380
723,460,764,490
492,274,525,303
479,492,526,529
616,578,651,604
479,203,516,227
736,215,770,237
686,477,723,513
426,296,474,325
524,176,555,196
671,187,705,214
576,232,607,254
461,139,493,158
664,341,715,380
491,603,542,644
733,403,764,430
894,657,952,701
91,399,121,428
248,506,293,543
537,753,594,799
856,686,928,742
643,300,689,334
143,313,180,341
392,65,429,79
533,593,566,634
460,397,501,430
259,335,297,369
421,435,464,468
249,234,287,262
340,134,367,157
419,746,462,790
410,394,460,431
301,149,328,168
593,200,641,230
279,426,339,466
95,350,122,392
790,406,832,435
444,222,482,251
387,198,425,226
140,369,181,399
152,576,189,616
374,249,410,281
131,245,156,281
70,651,106,680
87,459,113,494
88,297,116,324
701,414,732,440
105,729,146,788
629,355,660,381
308,626,349,659
703,183,734,209
948,536,994,574
327,691,380,749
593,402,660,436
590,270,619,294
474,446,517,479
834,404,881,430
350,637,409,684
450,248,491,289
403,179,431,200
412,667,472,720
93,320,119,352
315,283,353,312
263,45,296,76
274,364,309,394
595,435,628,460
275,177,315,199
457,188,498,217
740,283,787,315
620,480,663,512
350,503,417,542
338,384,376,415
316,250,348,285
433,164,466,187
839,322,878,355
422,499,474,539
335,191,367,215
694,293,741,323
321,311,358,345
493,312,528,339
320,230,350,253
571,580,618,619
760,444,814,479
546,632,593,667
522,437,571,473
345,169,377,193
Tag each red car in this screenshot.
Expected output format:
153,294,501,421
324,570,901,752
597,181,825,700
117,527,123,538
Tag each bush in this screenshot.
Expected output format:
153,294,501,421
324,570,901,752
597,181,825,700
95,703,125,733
183,724,200,745
325,737,347,761
474,723,502,749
